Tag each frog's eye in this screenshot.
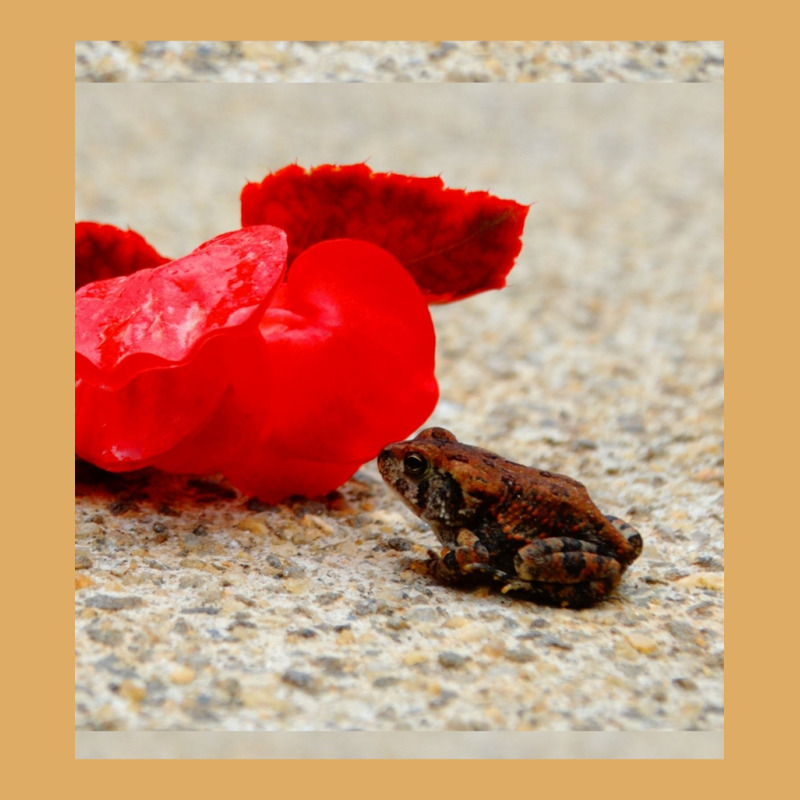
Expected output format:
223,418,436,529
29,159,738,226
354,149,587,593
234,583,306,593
403,452,428,478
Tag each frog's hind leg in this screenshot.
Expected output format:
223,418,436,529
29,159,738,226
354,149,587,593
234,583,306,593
450,543,622,609
605,514,643,559
508,537,625,608
513,537,622,583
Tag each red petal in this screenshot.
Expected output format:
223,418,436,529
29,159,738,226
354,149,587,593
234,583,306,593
220,452,363,505
240,163,529,304
218,239,438,501
75,222,169,291
144,333,273,476
75,336,235,471
75,226,287,390
75,227,287,471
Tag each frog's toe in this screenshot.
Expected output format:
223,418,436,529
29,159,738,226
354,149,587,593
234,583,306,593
605,514,643,558
498,578,534,594
462,561,510,582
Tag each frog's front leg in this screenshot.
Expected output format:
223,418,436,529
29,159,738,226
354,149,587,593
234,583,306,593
427,529,492,585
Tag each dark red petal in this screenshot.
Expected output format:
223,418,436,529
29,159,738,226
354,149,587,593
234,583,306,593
75,226,287,391
240,163,529,303
75,222,169,291
217,239,439,501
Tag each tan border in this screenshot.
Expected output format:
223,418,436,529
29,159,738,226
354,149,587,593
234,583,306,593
8,3,753,796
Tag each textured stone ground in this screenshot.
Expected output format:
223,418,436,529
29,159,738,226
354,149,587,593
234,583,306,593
75,76,723,745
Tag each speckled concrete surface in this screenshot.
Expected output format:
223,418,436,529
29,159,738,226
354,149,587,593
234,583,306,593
75,41,724,83
75,82,723,738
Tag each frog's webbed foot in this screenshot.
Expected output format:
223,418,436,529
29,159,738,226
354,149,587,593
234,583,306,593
506,579,620,609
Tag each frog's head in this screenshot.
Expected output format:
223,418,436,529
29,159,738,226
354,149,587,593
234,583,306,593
378,428,500,539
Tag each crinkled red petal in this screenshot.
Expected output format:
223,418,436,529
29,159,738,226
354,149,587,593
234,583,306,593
75,226,287,391
75,333,262,472
75,226,287,471
240,163,529,303
75,222,169,291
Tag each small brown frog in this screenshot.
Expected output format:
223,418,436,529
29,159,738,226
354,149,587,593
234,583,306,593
378,428,642,608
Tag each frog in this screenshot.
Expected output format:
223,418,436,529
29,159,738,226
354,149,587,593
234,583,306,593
377,427,642,608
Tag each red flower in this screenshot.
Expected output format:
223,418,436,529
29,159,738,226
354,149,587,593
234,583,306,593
75,165,527,501
75,226,437,501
